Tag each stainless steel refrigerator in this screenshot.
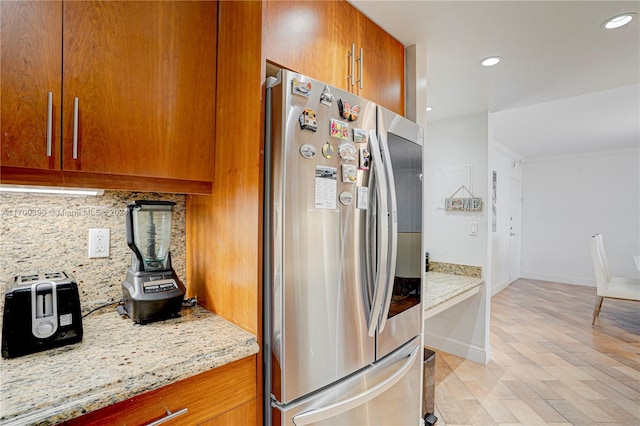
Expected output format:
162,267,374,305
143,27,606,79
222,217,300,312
264,70,424,425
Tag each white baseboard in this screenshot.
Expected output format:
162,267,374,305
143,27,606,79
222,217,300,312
519,272,595,287
424,333,490,365
491,279,510,297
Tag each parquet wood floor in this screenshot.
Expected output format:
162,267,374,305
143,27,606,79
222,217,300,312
431,278,640,426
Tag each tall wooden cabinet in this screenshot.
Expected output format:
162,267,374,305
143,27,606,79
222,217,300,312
1,1,216,187
186,0,265,422
265,0,405,115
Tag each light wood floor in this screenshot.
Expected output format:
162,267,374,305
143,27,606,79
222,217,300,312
431,278,640,426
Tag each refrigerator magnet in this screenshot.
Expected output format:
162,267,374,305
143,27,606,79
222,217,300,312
359,148,371,170
339,191,353,206
338,99,360,121
320,85,335,106
353,128,368,143
338,143,356,161
322,141,335,159
342,164,357,183
299,108,318,132
330,118,349,140
299,144,317,159
315,166,337,210
292,78,312,97
356,186,369,210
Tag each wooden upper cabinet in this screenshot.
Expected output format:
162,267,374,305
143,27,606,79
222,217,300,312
265,0,346,90
265,0,404,115
1,1,216,182
62,1,216,180
353,9,405,115
1,1,63,170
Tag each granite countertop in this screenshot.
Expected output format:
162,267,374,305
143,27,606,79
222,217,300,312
424,271,484,311
0,305,259,425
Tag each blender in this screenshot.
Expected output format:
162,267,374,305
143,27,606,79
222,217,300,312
120,200,185,323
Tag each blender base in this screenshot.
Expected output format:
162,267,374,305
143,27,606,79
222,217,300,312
121,269,185,324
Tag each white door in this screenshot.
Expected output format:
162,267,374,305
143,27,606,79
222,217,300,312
509,178,522,283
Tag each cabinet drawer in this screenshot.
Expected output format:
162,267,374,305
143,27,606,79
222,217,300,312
64,356,256,425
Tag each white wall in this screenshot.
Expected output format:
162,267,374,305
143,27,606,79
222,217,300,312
521,148,640,284
424,112,491,364
425,112,488,269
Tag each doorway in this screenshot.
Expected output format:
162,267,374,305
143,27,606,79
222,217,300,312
509,177,522,283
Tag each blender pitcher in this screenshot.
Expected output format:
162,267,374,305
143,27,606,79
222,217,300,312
120,200,185,324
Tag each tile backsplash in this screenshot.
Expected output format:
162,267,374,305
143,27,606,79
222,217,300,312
0,191,186,315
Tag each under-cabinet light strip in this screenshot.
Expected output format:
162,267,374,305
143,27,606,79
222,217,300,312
0,185,104,196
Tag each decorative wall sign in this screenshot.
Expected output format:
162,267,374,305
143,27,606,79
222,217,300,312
445,185,483,212
292,78,312,97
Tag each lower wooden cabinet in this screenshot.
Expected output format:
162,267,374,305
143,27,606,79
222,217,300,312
201,400,256,426
64,355,256,426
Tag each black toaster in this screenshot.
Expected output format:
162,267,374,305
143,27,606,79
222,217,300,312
2,271,83,358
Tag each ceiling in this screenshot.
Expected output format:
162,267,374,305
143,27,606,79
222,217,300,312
349,1,640,159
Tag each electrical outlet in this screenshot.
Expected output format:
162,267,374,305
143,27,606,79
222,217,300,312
88,228,110,258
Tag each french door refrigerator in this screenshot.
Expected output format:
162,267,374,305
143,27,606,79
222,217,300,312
264,70,424,425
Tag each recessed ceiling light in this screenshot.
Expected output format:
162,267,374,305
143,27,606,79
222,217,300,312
481,56,502,67
603,13,635,29
426,106,433,112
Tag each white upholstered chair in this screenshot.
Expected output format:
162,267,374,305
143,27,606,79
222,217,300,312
590,234,640,325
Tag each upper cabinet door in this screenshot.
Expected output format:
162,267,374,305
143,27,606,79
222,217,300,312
61,1,217,181
265,0,404,116
265,0,346,90
354,12,405,116
1,1,63,170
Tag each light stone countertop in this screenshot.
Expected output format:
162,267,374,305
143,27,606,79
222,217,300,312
0,305,259,425
424,271,484,311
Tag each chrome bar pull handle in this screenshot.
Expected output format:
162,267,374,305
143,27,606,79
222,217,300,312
377,130,397,333
366,130,390,337
346,47,352,85
145,407,188,426
355,47,363,90
293,344,420,425
46,92,53,157
360,47,363,89
72,97,79,159
350,43,356,86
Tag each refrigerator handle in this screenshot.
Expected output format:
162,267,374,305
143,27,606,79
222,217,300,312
292,343,420,425
366,130,389,337
377,130,398,333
